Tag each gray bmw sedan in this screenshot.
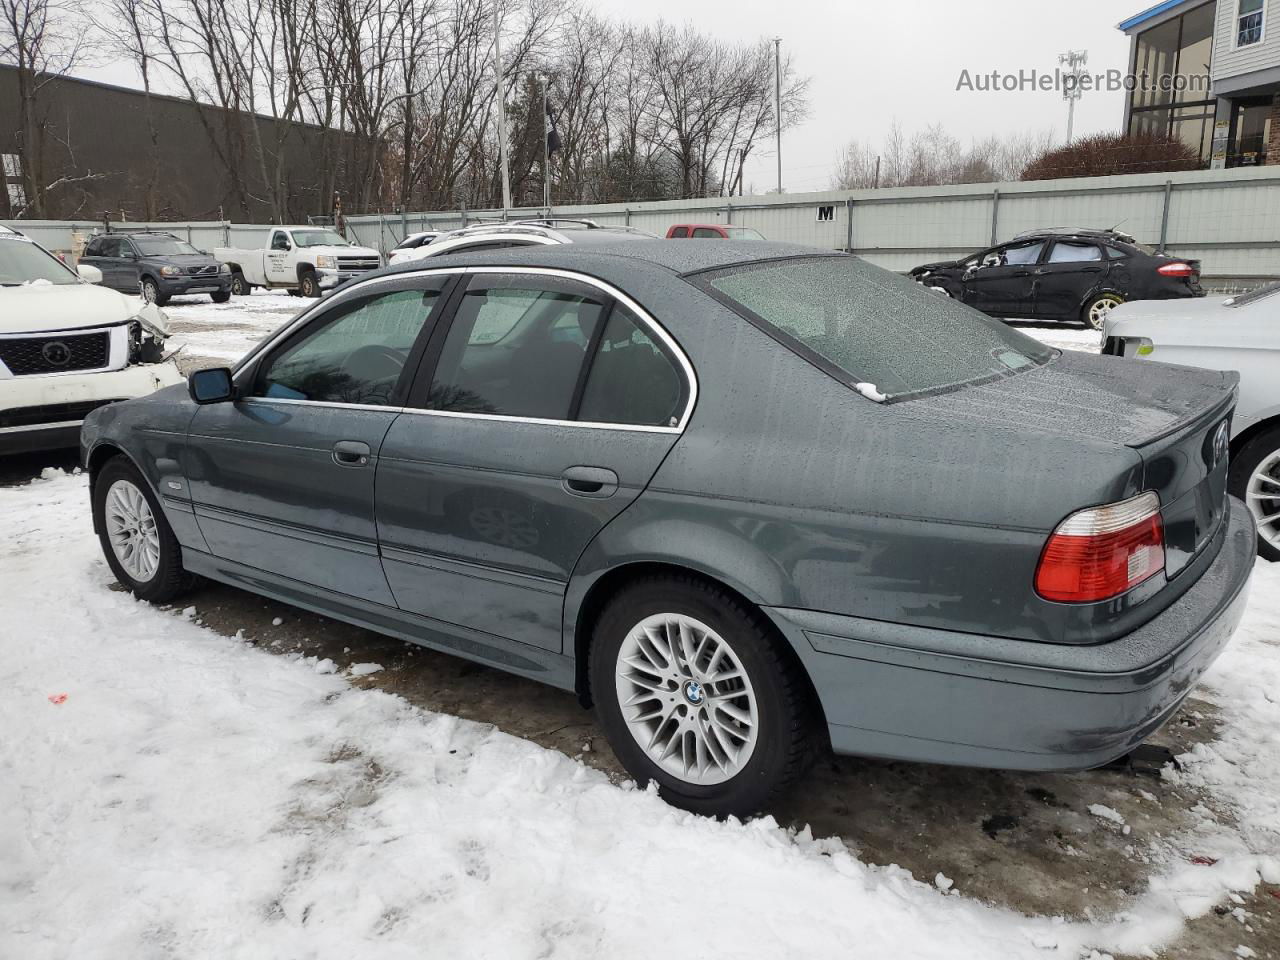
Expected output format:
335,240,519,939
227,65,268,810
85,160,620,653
81,242,1255,817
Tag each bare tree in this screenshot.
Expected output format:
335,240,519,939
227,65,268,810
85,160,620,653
833,122,1057,189
1,0,91,217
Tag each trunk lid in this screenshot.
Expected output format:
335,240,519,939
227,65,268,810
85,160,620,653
914,350,1236,576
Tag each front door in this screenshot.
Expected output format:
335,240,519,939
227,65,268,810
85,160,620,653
960,239,1045,318
266,230,295,284
375,270,692,652
184,276,451,603
1033,239,1107,322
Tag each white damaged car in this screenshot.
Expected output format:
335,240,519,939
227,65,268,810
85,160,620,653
0,226,183,455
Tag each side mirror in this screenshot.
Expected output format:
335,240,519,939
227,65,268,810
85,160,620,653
77,264,103,284
189,367,236,404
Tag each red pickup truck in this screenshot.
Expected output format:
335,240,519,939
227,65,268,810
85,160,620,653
666,224,767,240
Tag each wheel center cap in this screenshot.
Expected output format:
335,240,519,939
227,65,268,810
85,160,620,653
682,680,705,705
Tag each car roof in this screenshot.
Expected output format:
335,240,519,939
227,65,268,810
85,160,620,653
1011,227,1136,244
385,238,833,279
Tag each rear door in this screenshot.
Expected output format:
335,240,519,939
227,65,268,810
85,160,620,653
184,275,452,602
960,239,1044,317
374,268,693,652
1034,239,1106,321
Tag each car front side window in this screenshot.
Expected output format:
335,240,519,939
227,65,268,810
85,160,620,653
1000,242,1045,266
254,283,445,406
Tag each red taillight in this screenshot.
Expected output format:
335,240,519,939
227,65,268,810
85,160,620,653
1035,493,1165,603
1157,261,1194,278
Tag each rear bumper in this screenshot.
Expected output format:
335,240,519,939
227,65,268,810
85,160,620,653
0,362,184,455
764,497,1255,771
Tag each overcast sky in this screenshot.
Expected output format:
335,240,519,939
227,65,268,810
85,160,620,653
79,0,1136,196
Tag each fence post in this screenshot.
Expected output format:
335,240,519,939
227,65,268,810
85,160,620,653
624,207,631,226
460,203,468,228
724,203,732,225
223,221,230,246
845,197,854,253
989,188,1001,247
1159,180,1173,254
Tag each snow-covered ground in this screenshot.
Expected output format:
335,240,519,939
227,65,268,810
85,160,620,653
3,470,1279,959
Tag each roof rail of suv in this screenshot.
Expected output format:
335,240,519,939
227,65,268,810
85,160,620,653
510,218,600,229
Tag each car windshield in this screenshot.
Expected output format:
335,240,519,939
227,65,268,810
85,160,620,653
1226,281,1280,307
133,237,200,256
694,255,1054,401
0,238,80,286
724,227,766,240
291,230,350,248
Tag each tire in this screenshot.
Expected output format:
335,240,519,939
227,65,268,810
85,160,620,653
1082,292,1124,330
287,288,302,297
299,270,320,298
140,277,169,307
1229,425,1280,561
93,456,195,604
211,289,231,304
230,271,250,297
590,575,815,817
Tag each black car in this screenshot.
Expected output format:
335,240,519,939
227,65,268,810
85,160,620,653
80,231,232,306
909,228,1203,329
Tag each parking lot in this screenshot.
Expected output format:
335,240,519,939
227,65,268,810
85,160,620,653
4,290,1279,958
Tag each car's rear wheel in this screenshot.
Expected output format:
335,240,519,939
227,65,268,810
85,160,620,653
590,576,814,817
230,271,250,296
93,457,195,603
299,270,320,298
1229,425,1280,561
139,277,168,307
1083,292,1124,330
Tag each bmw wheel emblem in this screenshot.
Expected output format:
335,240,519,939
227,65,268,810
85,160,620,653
41,341,71,366
683,680,705,705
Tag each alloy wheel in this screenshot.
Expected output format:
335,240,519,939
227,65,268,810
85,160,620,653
140,279,158,303
614,612,759,786
1087,295,1122,329
104,479,160,582
1246,448,1280,550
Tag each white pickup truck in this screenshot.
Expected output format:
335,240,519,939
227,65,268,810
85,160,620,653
215,227,382,298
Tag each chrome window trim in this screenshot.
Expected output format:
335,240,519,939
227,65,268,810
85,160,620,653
231,265,698,433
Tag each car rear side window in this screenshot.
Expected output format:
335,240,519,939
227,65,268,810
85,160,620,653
692,228,721,239
255,284,444,406
1048,241,1102,263
426,277,606,420
693,255,1054,400
578,306,684,427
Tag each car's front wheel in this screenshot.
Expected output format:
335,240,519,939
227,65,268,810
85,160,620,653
1083,292,1124,330
140,277,169,307
211,290,231,304
93,457,194,603
1229,425,1280,561
591,576,815,817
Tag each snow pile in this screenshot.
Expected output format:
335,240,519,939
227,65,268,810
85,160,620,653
2,471,1279,959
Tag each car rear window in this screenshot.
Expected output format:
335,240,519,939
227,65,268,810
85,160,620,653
692,255,1055,401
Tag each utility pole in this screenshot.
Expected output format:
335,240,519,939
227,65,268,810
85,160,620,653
773,37,783,193
493,9,513,215
542,75,550,210
1059,49,1088,144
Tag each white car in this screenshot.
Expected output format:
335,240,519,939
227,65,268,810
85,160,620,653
0,226,183,455
386,231,439,265
394,219,656,262
215,227,382,298
1102,282,1280,558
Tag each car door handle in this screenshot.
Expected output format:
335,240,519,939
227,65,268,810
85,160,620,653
332,440,371,466
1012,269,1030,277
1081,266,1103,273
561,466,619,498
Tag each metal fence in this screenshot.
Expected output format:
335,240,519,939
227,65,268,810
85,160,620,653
9,165,1280,281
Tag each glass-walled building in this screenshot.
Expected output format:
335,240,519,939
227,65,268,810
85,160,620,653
1120,0,1280,168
